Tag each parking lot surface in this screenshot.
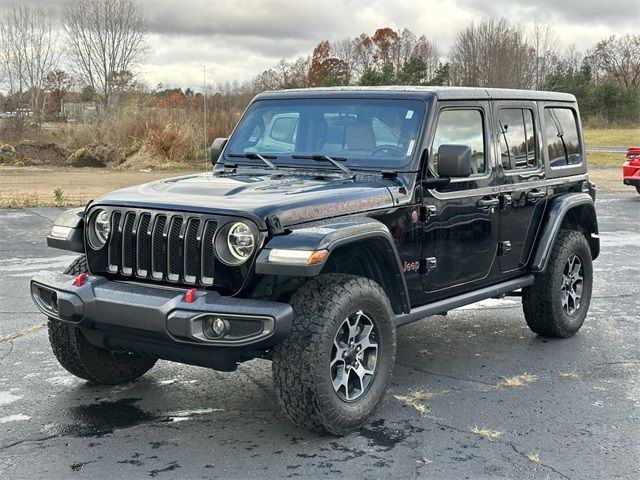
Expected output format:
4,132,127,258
0,193,639,479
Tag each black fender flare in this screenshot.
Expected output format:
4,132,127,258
46,207,85,253
529,193,599,272
255,217,411,314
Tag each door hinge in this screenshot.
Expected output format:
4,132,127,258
498,241,512,256
419,205,437,222
420,257,437,274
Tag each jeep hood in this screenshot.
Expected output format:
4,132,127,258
93,172,397,229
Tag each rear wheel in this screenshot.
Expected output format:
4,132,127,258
522,230,593,337
272,274,396,435
47,256,156,384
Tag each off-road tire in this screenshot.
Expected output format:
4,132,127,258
272,274,396,435
47,255,157,384
522,230,593,337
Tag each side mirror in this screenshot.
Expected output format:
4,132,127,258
210,138,228,165
437,144,473,178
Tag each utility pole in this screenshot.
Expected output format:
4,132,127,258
203,65,208,171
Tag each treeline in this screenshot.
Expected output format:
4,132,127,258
0,0,638,127
234,19,639,125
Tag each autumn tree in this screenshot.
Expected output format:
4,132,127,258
590,34,640,89
308,41,347,87
43,69,73,116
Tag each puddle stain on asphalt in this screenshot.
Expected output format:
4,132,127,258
46,398,157,438
358,419,423,451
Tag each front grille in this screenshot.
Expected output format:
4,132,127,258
103,209,219,287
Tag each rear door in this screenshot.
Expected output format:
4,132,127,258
494,102,547,272
421,102,499,296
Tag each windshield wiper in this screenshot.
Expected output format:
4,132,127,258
227,152,278,170
291,154,354,177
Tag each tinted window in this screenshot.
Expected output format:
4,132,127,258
498,108,536,171
544,107,581,167
226,98,425,168
432,109,485,175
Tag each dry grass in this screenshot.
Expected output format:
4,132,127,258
0,166,202,207
470,426,502,441
583,127,640,147
1,323,46,342
559,372,579,380
587,152,624,166
527,453,541,464
495,372,539,389
394,389,436,418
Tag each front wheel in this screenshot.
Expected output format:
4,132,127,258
272,274,396,435
47,255,157,384
522,230,593,337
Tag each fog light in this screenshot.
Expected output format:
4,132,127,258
209,317,226,338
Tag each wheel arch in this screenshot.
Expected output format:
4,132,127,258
255,217,411,314
530,193,599,272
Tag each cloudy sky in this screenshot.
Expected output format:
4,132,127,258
3,0,639,89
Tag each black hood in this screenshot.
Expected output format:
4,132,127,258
93,172,398,229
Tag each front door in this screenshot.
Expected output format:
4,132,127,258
422,103,499,297
494,102,548,272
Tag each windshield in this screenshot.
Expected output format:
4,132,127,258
225,98,426,169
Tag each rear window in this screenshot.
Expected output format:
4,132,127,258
544,107,582,168
498,108,537,171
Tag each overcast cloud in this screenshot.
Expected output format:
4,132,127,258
1,0,638,89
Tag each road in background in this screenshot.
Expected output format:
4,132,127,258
1,194,639,479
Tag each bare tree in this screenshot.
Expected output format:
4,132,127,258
63,0,147,107
589,34,640,89
528,20,559,90
450,18,535,89
0,4,61,113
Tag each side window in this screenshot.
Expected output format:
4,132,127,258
544,107,582,168
432,109,486,176
498,108,537,171
269,116,298,143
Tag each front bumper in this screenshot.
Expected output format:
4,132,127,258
30,272,293,371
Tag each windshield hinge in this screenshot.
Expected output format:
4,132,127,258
266,214,285,236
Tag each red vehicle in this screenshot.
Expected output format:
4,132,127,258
623,147,640,195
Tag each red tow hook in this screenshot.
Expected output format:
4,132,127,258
185,288,197,303
73,273,88,287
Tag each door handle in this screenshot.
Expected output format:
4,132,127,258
477,197,499,208
527,190,547,200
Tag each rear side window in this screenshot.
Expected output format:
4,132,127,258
544,108,581,168
432,109,486,176
498,108,537,171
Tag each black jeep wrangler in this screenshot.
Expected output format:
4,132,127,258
31,87,599,434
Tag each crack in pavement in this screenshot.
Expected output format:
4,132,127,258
396,361,495,387
0,323,46,343
1,435,60,451
430,418,573,480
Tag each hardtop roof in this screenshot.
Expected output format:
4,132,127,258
255,86,576,103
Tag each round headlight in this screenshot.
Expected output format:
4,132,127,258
88,209,111,249
94,210,111,243
227,222,255,261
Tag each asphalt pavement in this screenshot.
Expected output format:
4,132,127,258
0,193,639,479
